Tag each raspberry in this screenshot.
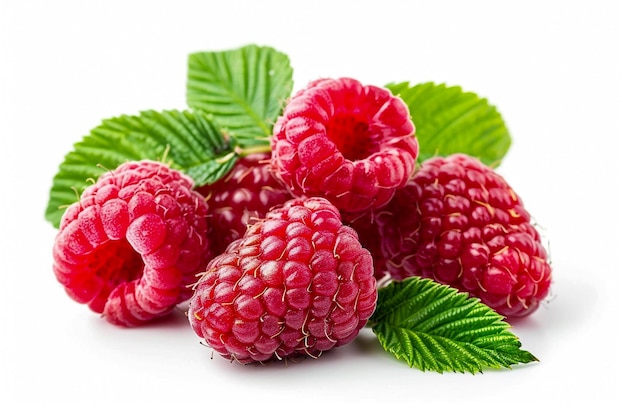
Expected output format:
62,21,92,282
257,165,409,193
343,213,389,281
188,197,377,364
52,160,211,326
196,153,293,257
270,77,418,214
375,154,552,317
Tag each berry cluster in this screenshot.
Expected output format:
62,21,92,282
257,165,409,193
271,77,418,214
196,152,294,257
52,160,211,326
368,154,552,317
52,76,552,364
188,197,377,363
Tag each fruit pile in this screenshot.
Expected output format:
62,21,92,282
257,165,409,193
47,45,551,372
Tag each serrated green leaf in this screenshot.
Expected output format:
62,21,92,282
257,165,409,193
187,44,294,146
45,110,237,228
386,82,511,167
370,278,538,373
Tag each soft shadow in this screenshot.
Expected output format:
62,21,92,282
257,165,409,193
351,328,387,356
510,275,597,330
142,309,191,330
506,274,598,356
195,330,383,375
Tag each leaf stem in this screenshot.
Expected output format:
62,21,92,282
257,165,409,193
235,144,272,157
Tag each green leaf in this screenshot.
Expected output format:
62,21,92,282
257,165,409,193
187,44,294,146
370,277,538,373
386,82,512,168
45,109,237,228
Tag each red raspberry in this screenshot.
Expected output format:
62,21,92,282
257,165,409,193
376,154,552,317
188,197,377,364
343,213,389,281
270,77,418,214
52,160,211,326
196,153,293,257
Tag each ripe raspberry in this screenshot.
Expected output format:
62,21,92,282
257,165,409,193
270,77,418,214
343,212,389,281
188,197,377,364
52,160,211,326
196,153,293,257
376,154,552,317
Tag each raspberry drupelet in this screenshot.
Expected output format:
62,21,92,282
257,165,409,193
376,154,552,317
270,77,418,215
188,197,378,364
52,160,211,326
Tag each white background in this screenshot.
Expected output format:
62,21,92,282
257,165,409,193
1,0,624,410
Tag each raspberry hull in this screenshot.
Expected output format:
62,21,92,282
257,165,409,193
270,77,418,214
197,153,294,257
188,197,377,364
376,154,552,317
52,160,211,326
